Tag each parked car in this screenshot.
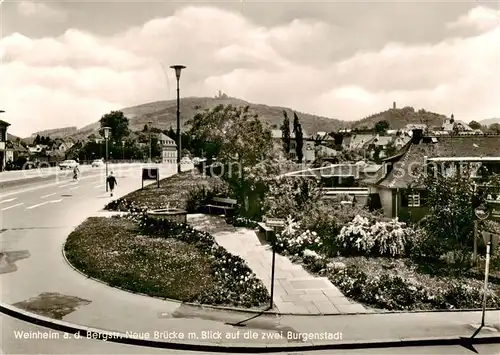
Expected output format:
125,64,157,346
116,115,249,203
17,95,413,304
59,159,79,170
91,159,104,167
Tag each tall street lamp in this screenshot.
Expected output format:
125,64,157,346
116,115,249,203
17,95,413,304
148,120,153,163
121,140,125,161
102,127,111,192
170,65,186,173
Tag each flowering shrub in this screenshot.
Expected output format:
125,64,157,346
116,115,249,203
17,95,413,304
231,216,259,228
137,215,269,307
337,215,414,257
273,217,322,256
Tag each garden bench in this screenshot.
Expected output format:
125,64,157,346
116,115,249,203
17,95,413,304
257,222,274,241
203,197,237,218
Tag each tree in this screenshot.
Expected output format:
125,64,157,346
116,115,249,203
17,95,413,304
411,164,499,262
293,112,303,163
143,124,148,132
487,123,500,134
281,110,291,158
188,104,273,216
188,104,272,166
468,120,482,130
375,120,390,133
99,111,130,142
34,134,41,145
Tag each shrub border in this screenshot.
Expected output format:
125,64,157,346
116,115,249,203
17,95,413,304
62,229,500,316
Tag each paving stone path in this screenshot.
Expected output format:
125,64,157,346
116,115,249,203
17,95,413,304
187,214,368,315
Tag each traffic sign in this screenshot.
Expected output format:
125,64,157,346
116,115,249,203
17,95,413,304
265,218,285,228
475,206,491,220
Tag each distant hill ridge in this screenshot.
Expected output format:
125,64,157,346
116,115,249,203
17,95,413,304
31,126,78,138
50,97,348,141
350,106,448,130
24,97,484,140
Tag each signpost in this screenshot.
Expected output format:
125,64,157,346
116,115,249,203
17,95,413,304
474,193,500,327
142,167,160,189
264,217,285,310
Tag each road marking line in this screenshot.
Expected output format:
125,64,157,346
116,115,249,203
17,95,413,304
69,186,79,190
95,184,105,188
59,183,73,188
2,203,24,211
26,201,49,209
26,199,62,210
41,193,56,199
0,197,17,204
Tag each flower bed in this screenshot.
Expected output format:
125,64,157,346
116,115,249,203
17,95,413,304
292,251,500,311
64,215,269,308
104,170,225,213
136,214,269,307
265,211,500,311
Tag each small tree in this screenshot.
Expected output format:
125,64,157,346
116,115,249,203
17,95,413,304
375,120,389,133
411,164,497,262
468,120,482,130
281,110,291,158
187,104,273,216
293,112,303,163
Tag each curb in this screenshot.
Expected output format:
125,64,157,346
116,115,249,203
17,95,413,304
1,301,500,353
61,231,500,317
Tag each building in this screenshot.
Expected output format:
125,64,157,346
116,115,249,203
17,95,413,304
0,119,10,171
51,140,74,153
282,161,382,206
5,141,28,163
159,133,177,164
271,129,315,162
347,134,375,150
366,130,500,221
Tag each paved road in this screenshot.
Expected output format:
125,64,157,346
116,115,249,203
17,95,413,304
0,163,151,183
1,165,499,353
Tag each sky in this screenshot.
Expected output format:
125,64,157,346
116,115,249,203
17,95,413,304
0,0,499,137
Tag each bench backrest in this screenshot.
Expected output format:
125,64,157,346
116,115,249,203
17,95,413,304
212,197,237,205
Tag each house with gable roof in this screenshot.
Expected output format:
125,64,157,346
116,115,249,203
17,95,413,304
271,129,315,162
365,130,500,221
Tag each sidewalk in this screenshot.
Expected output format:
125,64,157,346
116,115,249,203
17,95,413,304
188,214,367,315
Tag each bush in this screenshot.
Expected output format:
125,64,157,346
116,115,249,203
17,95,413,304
328,264,500,311
337,215,414,257
273,217,322,256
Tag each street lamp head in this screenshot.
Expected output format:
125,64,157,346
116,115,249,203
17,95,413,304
102,126,111,139
170,65,186,80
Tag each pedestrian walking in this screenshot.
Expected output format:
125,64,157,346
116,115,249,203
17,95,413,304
106,171,117,197
73,166,80,182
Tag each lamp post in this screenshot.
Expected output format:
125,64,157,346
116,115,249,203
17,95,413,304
102,127,111,192
148,120,153,163
121,140,125,161
0,110,9,172
170,65,186,173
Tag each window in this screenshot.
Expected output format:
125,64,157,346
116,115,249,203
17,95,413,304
401,192,422,207
408,193,420,207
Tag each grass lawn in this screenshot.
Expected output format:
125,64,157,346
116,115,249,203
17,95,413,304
64,217,215,301
104,170,224,213
64,216,269,308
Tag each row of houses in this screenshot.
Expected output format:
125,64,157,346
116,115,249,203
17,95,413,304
285,130,500,222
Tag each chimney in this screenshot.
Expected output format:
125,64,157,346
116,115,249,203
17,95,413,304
411,129,423,144
393,102,396,109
